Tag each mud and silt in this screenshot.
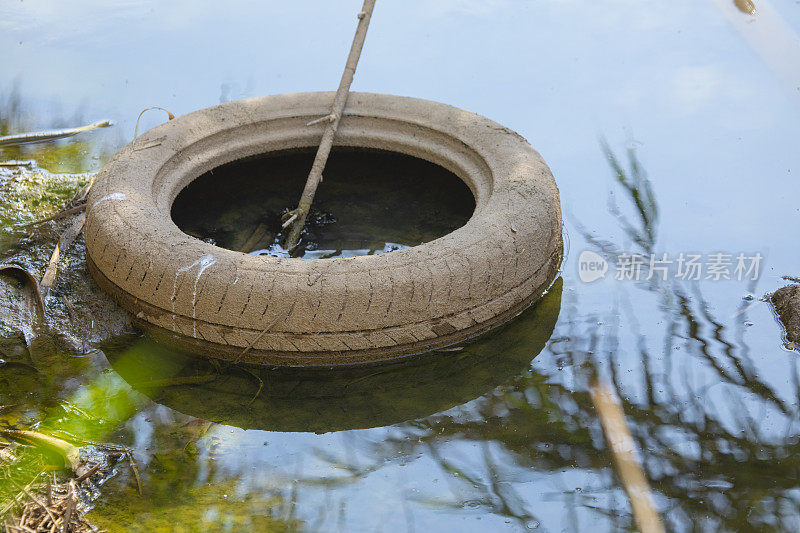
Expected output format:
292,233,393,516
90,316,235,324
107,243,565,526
772,283,800,348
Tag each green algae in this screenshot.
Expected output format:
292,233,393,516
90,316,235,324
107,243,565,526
89,481,296,533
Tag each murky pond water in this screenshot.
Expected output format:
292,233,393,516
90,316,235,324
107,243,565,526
3,1,800,531
172,148,475,258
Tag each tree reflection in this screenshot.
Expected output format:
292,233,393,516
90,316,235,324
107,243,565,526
299,141,797,531
6,108,797,530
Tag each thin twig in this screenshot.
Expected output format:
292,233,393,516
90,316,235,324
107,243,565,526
61,481,75,533
233,315,283,364
61,296,79,323
284,0,377,249
40,212,86,299
133,107,174,140
280,213,298,229
126,452,142,496
70,176,95,205
235,367,264,406
8,480,57,529
0,121,111,147
21,204,86,228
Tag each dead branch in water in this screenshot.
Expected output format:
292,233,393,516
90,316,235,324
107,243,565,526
40,213,86,299
0,121,111,147
283,0,377,249
239,222,270,253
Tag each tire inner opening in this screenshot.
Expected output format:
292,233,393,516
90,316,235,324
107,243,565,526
171,147,476,259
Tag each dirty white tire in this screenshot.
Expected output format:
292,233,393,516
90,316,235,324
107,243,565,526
85,92,563,366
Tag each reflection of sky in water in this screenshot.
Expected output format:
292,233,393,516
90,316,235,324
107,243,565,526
250,242,408,259
4,0,800,530
2,0,798,256
186,426,617,531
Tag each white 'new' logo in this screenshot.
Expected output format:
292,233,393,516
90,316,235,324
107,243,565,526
578,250,608,283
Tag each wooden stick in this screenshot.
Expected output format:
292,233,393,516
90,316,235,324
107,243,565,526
40,212,86,299
126,453,142,496
21,204,86,228
284,0,377,249
61,481,75,533
239,223,270,253
8,480,57,529
73,463,101,483
590,379,665,533
0,121,111,147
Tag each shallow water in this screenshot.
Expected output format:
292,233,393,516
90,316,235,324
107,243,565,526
3,1,800,531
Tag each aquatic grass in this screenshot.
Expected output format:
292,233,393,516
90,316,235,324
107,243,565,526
89,481,296,532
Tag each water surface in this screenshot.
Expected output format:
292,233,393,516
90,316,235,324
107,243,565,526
2,1,800,531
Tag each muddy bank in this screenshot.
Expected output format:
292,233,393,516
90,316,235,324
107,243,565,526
0,165,133,358
772,284,800,349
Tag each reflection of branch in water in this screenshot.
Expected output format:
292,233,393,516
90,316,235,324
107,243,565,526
318,141,800,530
245,141,798,530
410,440,544,529
590,379,665,533
356,288,800,529
572,141,800,528
675,287,790,416
601,139,659,255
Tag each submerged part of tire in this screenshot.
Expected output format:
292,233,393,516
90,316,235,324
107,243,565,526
108,280,562,433
85,92,563,366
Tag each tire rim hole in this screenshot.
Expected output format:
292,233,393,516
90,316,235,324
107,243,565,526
171,147,476,258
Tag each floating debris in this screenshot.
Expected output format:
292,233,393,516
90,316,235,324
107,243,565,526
0,120,111,148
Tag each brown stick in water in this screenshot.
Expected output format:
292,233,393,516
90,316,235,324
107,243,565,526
39,212,86,299
283,0,377,249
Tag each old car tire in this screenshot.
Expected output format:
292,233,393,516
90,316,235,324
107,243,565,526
85,92,563,366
